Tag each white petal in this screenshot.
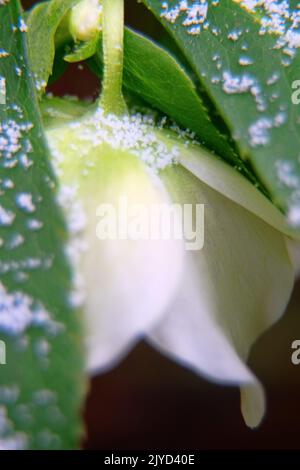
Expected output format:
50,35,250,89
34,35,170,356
81,156,184,373
47,124,185,374
240,384,265,429
147,165,294,427
285,238,300,277
171,137,300,239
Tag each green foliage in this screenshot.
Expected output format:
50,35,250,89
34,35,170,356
0,0,84,450
143,0,300,219
26,0,80,96
64,34,100,63
90,27,242,167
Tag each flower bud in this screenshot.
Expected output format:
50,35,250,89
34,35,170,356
69,0,102,42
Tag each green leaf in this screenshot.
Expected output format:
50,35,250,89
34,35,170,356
143,0,300,224
26,0,80,95
48,46,69,86
90,27,261,184
0,0,84,449
64,34,100,63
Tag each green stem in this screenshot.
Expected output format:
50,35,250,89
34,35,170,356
100,0,127,115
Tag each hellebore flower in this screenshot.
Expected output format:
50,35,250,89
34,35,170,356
43,96,299,428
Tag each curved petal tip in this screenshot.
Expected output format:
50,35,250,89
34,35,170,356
240,382,266,428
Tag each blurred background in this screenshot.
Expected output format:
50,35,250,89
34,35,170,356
22,0,300,450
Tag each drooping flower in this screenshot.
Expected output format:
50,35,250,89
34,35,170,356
43,96,299,428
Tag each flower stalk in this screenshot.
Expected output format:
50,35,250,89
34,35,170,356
100,0,127,115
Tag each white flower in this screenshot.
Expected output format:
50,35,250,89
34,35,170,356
45,98,299,428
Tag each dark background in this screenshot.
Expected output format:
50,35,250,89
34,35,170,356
22,0,300,450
